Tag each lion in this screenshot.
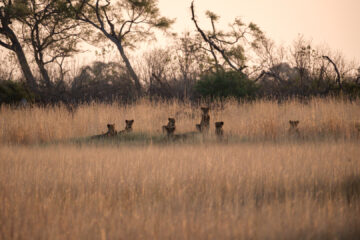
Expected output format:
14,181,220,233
196,107,210,133
355,122,360,137
118,120,134,134
215,121,224,137
91,123,117,139
355,122,360,132
162,118,176,135
163,125,176,136
288,120,300,136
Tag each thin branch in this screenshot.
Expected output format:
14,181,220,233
119,9,145,39
0,39,12,50
95,0,105,30
102,6,115,36
254,70,285,83
322,55,342,89
190,1,246,72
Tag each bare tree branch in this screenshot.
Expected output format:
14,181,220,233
322,55,342,89
254,70,285,83
190,1,246,72
0,39,12,49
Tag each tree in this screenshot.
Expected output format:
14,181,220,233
18,0,82,89
0,50,17,80
140,47,174,97
254,36,354,98
253,37,287,82
71,61,136,102
322,55,341,89
190,1,264,73
290,37,345,95
67,0,174,97
0,0,36,88
174,31,204,98
195,70,257,99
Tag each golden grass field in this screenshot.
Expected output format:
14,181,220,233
1,98,360,239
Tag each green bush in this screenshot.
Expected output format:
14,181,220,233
195,70,258,99
342,81,360,99
0,80,34,105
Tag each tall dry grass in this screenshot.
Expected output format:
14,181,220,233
0,98,359,144
1,98,360,239
0,142,359,239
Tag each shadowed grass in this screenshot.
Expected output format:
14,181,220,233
0,142,359,239
54,131,359,148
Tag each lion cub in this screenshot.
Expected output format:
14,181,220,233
162,118,176,136
196,107,210,133
355,122,360,131
215,121,224,137
91,123,117,139
288,120,300,136
355,122,360,137
118,120,134,134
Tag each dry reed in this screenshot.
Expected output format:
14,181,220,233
0,143,359,239
0,98,359,144
0,98,359,239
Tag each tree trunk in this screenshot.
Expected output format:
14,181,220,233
36,58,52,88
115,42,142,97
5,27,37,88
13,44,37,88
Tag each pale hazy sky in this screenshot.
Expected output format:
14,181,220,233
158,0,360,62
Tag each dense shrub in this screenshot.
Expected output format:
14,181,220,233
195,70,258,99
342,81,360,99
70,61,137,103
0,80,34,105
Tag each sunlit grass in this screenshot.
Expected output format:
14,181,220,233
0,98,359,239
1,142,359,239
0,98,359,144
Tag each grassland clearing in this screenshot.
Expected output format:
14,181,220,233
0,98,359,239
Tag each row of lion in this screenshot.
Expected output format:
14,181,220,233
91,118,224,140
91,107,360,139
91,120,134,139
161,107,224,137
91,107,225,139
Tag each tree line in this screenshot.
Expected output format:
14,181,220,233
0,0,359,105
